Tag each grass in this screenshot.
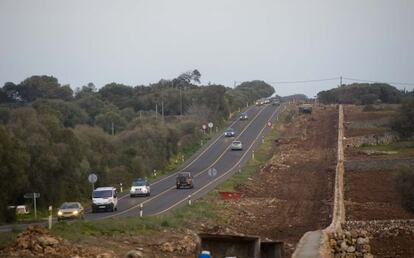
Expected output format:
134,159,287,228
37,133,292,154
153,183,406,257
50,200,221,242
359,140,414,156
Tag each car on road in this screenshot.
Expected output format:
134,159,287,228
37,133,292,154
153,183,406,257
239,112,248,120
176,172,194,189
230,140,243,150
57,202,84,221
15,205,30,215
92,187,118,213
130,178,151,197
224,128,235,137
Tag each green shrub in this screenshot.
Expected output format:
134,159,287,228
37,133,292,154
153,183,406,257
396,167,414,212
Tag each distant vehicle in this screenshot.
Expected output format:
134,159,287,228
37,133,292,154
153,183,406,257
130,178,151,197
231,140,243,150
224,128,235,137
176,172,194,189
92,187,118,213
15,205,30,215
264,98,270,104
272,100,280,106
57,202,84,221
239,113,248,120
299,104,313,114
255,99,265,106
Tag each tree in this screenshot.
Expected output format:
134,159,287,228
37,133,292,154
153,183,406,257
392,99,414,137
0,126,29,222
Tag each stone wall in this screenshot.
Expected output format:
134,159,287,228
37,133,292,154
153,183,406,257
344,132,398,148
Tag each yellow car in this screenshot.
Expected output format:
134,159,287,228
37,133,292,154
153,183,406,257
57,202,85,221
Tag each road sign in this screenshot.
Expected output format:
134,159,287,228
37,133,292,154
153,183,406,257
208,122,213,128
208,168,217,177
23,193,40,220
267,121,272,127
24,193,40,199
202,124,207,130
88,173,98,184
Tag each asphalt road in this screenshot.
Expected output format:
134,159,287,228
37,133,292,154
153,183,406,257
88,102,282,220
0,103,282,231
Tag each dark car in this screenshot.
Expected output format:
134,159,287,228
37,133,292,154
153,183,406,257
224,128,235,137
239,113,248,120
176,172,194,189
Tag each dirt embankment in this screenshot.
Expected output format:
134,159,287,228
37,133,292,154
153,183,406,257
221,105,338,257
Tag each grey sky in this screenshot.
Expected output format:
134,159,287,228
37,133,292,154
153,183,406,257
1,0,413,97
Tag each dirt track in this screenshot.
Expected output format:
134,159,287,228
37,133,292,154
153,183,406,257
225,105,337,257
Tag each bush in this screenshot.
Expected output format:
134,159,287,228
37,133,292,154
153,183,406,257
392,99,414,137
395,167,414,212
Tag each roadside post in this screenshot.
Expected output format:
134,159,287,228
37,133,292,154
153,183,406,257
119,183,123,193
238,165,242,173
140,203,143,217
188,195,192,206
48,205,52,229
202,124,207,135
24,192,40,220
252,151,255,160
208,122,213,135
88,173,98,193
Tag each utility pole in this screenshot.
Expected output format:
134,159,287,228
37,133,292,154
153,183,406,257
234,81,237,88
161,100,164,122
155,104,158,120
340,76,343,87
180,87,183,116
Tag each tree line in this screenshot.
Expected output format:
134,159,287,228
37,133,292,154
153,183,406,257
0,71,274,222
317,83,412,105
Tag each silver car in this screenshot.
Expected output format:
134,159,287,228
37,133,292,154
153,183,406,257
231,140,243,150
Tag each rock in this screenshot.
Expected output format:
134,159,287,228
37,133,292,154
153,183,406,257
96,252,115,258
330,238,337,248
356,237,367,245
44,246,56,254
38,236,59,246
125,250,144,258
32,243,43,253
161,242,174,253
361,244,371,253
340,240,349,251
346,246,356,253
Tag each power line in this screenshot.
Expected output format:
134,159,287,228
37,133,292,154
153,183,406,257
342,77,414,86
267,77,340,84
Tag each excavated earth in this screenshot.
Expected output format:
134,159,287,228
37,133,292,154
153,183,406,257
219,105,338,257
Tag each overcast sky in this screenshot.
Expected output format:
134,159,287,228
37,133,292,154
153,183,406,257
1,0,413,97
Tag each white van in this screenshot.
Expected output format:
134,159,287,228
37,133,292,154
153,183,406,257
91,187,118,213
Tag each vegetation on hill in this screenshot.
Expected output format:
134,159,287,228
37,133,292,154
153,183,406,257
0,71,274,222
317,83,406,104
